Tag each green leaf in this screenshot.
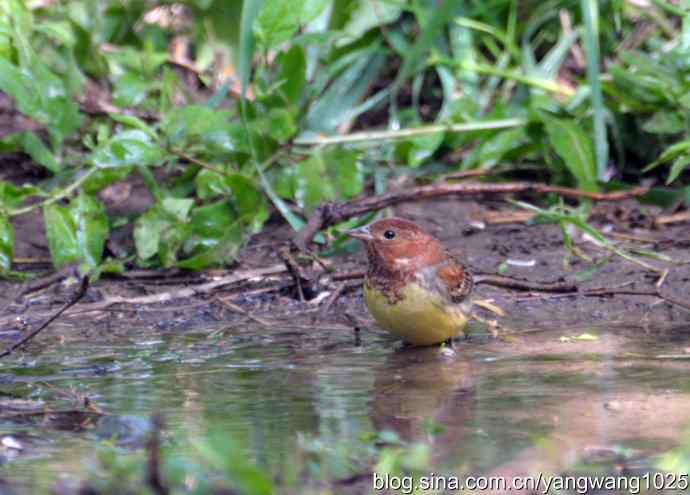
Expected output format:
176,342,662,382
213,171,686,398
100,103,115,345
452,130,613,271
645,140,690,172
112,72,150,107
543,116,598,192
162,105,239,154
90,129,165,168
238,0,264,99
397,132,444,168
259,108,297,142
134,198,193,266
43,193,108,268
642,112,685,135
0,181,42,209
21,131,60,173
276,45,306,106
339,0,402,44
133,208,165,261
295,149,362,214
0,213,13,273
161,197,194,223
178,202,243,269
667,155,690,184
254,0,329,49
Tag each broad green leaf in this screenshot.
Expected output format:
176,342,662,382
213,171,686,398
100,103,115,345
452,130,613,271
258,108,297,142
161,197,194,223
397,132,444,168
254,0,329,49
0,213,13,273
339,0,402,44
43,193,108,268
108,113,157,139
276,45,306,106
21,131,60,173
295,149,362,214
133,207,165,261
134,199,193,266
179,202,243,269
112,72,150,107
642,112,685,135
90,129,165,168
543,116,597,192
162,105,239,153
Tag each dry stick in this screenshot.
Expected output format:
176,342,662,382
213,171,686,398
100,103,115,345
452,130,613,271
0,276,90,359
294,182,649,250
215,296,271,326
90,265,286,309
332,270,577,293
518,287,690,313
146,414,169,495
473,274,577,293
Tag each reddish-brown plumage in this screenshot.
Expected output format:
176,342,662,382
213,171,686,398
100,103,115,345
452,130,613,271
348,217,472,304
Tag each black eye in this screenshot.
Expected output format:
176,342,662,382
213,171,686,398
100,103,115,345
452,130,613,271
383,230,396,240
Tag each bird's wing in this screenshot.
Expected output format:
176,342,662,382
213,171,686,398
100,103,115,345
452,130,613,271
435,254,473,304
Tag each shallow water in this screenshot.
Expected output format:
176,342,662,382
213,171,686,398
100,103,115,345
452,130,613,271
2,320,690,493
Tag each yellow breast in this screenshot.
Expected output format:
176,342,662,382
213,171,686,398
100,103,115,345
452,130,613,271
363,281,469,345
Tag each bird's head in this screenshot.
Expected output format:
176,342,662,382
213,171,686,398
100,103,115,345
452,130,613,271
347,217,445,274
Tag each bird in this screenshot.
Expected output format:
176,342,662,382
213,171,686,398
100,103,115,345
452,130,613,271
347,217,473,346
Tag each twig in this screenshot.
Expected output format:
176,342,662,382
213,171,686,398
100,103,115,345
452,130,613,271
94,265,286,308
473,274,577,293
294,182,649,249
655,210,690,226
0,275,90,359
516,286,690,313
0,409,105,420
146,414,169,495
9,169,98,217
10,262,80,303
215,296,271,326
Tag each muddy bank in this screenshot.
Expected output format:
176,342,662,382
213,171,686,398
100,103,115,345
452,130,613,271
1,198,688,349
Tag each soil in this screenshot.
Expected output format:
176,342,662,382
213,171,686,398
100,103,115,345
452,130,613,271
1,188,689,345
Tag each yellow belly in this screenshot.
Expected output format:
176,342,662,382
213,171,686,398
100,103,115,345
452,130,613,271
363,282,469,345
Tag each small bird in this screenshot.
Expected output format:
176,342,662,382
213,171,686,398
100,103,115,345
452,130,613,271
347,217,473,345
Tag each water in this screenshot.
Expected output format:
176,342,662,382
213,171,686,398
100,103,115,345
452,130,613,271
2,321,690,492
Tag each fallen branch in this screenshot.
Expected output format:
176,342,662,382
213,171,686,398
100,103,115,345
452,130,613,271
90,265,286,309
295,182,649,249
473,274,577,293
0,275,90,359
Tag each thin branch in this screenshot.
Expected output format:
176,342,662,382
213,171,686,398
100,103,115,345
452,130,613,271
473,274,577,293
9,169,98,217
295,182,649,249
0,275,90,359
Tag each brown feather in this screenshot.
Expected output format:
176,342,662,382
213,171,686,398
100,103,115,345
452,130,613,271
357,217,472,305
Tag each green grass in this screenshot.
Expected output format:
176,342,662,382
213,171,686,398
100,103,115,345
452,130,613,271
0,0,689,276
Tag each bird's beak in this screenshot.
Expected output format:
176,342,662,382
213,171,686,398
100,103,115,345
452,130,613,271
346,225,373,241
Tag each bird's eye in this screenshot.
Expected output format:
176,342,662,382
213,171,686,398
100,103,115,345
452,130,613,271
383,230,396,240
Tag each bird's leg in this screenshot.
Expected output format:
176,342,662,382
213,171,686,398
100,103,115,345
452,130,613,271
470,311,503,338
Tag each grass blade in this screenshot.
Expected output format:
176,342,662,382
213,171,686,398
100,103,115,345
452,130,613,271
581,0,609,181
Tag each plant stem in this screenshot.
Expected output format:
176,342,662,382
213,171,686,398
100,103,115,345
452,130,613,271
293,118,526,146
9,168,98,217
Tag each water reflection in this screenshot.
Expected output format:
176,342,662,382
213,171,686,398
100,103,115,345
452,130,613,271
1,322,690,492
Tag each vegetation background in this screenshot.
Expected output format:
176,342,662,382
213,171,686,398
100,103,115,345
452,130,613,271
0,0,689,278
